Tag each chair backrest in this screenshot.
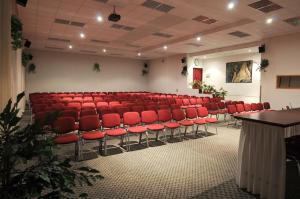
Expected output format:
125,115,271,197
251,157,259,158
257,103,264,110
61,109,79,122
102,113,121,128
115,106,130,118
203,97,210,103
189,98,197,105
123,112,141,126
79,115,100,131
67,102,81,111
196,98,203,105
158,109,172,122
145,105,157,111
244,103,252,112
170,104,180,109
172,109,185,121
82,102,96,110
175,99,183,106
80,109,97,117
208,103,218,111
186,107,197,119
53,116,75,134
141,110,158,124
217,102,226,109
96,101,108,107
251,103,258,111
197,107,209,117
159,104,169,110
263,102,271,109
182,98,190,106
131,106,144,114
236,104,245,113
227,105,237,114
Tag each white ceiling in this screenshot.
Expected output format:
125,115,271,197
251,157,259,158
18,0,300,60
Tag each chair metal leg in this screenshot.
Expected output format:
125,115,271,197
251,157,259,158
164,129,167,142
195,125,199,136
127,133,130,151
101,138,105,155
184,126,187,136
75,141,79,161
155,131,159,141
145,132,149,147
204,124,208,136
178,127,182,141
139,133,142,144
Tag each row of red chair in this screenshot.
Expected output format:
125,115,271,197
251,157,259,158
49,107,218,159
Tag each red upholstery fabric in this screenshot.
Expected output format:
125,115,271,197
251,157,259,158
164,122,180,129
80,109,97,117
208,110,219,115
141,110,158,124
194,118,207,125
53,117,76,133
82,131,105,140
205,118,217,123
158,109,172,122
123,112,141,126
186,107,198,119
102,113,121,128
55,134,79,144
172,109,185,121
127,126,147,133
243,104,252,112
105,128,126,136
227,105,237,114
179,120,194,126
79,115,101,131
197,107,209,117
146,124,164,131
236,104,245,113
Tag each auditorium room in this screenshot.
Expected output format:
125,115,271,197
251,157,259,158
1,0,300,198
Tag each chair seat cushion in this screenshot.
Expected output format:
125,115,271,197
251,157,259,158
127,126,147,133
146,124,165,131
82,131,105,140
164,122,180,129
208,110,219,115
194,118,207,125
205,118,217,123
179,120,194,126
218,109,227,114
105,128,126,136
55,134,79,144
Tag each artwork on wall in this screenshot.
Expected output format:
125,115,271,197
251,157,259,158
226,60,253,83
193,68,203,89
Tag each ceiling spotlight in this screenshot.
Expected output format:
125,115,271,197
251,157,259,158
196,36,201,41
248,49,252,52
163,45,167,50
97,15,103,22
80,32,85,38
203,55,207,59
266,18,273,24
68,45,73,49
102,49,106,53
137,52,141,56
227,2,235,10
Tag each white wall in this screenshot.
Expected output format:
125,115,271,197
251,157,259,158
189,53,261,103
261,32,300,110
25,50,148,94
147,55,203,96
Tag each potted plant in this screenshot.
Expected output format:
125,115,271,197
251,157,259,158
142,63,149,76
212,87,228,99
11,15,23,50
257,59,269,72
22,52,33,67
94,62,101,72
28,63,36,73
0,93,102,198
181,66,187,76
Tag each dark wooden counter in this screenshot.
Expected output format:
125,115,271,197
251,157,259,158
234,108,300,127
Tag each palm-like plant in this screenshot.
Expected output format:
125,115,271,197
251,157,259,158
0,92,102,199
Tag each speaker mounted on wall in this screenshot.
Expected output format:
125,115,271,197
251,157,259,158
259,44,265,53
17,0,28,7
181,57,186,64
24,40,31,48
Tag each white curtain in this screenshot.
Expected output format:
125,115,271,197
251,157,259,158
0,0,25,112
236,120,300,199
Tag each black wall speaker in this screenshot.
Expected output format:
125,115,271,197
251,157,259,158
17,0,28,7
181,57,186,64
24,40,31,48
259,44,265,53
144,63,148,68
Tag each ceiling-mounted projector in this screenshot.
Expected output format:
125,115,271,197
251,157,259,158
108,5,121,22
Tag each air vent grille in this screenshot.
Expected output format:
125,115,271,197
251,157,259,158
94,0,109,3
152,32,173,38
229,31,251,38
80,50,97,53
48,37,70,43
192,15,217,24
90,39,110,44
110,53,122,56
45,46,64,50
248,0,282,13
185,43,203,47
284,16,300,26
141,0,174,13
54,18,85,27
126,44,141,48
111,24,135,31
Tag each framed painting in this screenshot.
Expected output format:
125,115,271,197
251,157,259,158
226,60,253,83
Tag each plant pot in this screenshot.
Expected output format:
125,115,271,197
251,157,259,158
198,89,202,94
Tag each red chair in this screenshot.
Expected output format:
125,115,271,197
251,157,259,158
257,103,264,111
131,106,144,114
244,103,252,112
80,109,98,117
158,109,181,140
236,104,245,114
217,102,228,120
189,98,197,107
172,109,194,136
82,102,96,110
185,107,207,136
263,102,271,110
79,115,105,154
123,112,148,149
83,96,93,102
207,103,220,119
145,105,158,112
67,102,81,112
61,109,79,122
196,98,203,105
197,107,218,134
251,103,258,112
158,104,169,110
53,117,80,160
102,113,128,155
227,105,239,127
141,111,165,142
170,104,180,110
115,106,130,118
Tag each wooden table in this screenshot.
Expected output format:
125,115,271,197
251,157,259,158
234,109,300,199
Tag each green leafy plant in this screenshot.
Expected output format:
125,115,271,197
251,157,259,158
11,15,23,50
142,63,149,76
93,62,101,72
0,92,103,199
28,63,36,73
212,87,228,99
22,52,33,67
257,59,269,72
181,66,187,76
